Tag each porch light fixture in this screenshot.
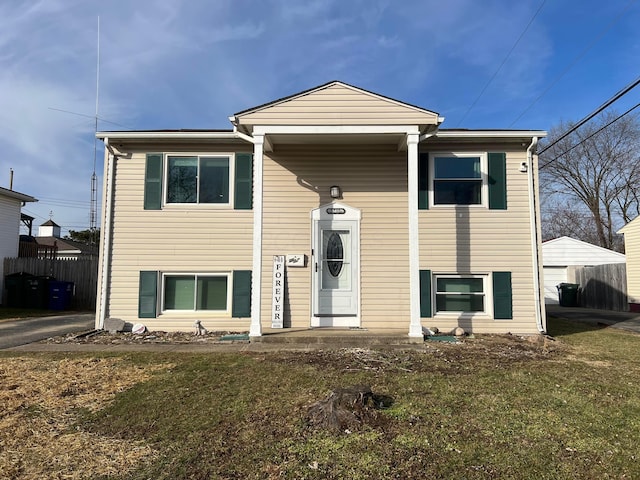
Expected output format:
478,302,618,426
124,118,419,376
519,162,528,173
330,185,342,199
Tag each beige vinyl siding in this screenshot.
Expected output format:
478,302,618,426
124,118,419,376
104,146,253,331
620,219,640,303
419,145,539,333
239,84,439,126
261,143,410,330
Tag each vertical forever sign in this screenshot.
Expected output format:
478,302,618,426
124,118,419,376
271,255,285,328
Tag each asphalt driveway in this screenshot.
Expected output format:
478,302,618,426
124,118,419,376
0,313,94,349
546,304,640,334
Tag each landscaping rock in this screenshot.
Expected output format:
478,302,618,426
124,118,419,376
453,327,465,336
104,317,125,334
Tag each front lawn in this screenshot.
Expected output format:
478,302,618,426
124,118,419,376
1,318,638,479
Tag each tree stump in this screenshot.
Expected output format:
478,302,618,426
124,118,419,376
307,384,388,432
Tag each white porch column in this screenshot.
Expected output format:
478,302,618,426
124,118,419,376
249,134,264,337
407,133,423,337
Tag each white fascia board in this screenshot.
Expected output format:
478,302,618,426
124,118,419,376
252,125,421,135
96,131,246,141
434,130,547,139
0,188,37,203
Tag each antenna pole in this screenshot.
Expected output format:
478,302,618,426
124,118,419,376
90,16,100,246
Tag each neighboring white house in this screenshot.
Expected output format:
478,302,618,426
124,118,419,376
0,186,38,304
541,236,626,304
34,220,98,260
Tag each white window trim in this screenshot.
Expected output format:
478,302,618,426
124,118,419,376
163,152,235,208
160,272,231,315
428,152,488,208
433,274,491,317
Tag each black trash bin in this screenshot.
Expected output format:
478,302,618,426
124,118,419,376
48,281,74,311
557,283,579,307
25,276,53,309
4,272,35,308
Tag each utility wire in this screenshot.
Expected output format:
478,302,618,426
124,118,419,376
456,0,546,126
509,0,638,127
48,107,131,129
540,101,640,169
537,74,640,157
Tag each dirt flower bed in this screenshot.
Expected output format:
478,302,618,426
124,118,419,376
0,357,172,479
41,330,249,345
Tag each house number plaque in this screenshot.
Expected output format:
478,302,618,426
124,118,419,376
326,207,346,214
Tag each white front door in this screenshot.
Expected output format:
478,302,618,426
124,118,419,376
311,204,360,327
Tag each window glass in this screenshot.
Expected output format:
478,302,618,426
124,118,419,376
164,274,228,311
165,275,195,310
433,156,482,205
435,276,485,313
199,157,229,204
167,157,197,203
434,157,481,179
166,155,230,204
196,276,228,310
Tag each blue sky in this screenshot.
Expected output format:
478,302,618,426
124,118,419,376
1,0,639,236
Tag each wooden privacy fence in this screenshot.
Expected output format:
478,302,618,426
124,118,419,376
3,257,98,311
574,263,628,311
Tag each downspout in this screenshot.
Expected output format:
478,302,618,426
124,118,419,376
96,137,116,329
527,136,546,333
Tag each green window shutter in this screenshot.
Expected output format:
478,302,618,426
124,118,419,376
234,153,253,210
493,271,513,319
488,152,507,210
232,270,252,317
138,271,158,318
420,270,432,317
144,154,163,210
418,152,429,210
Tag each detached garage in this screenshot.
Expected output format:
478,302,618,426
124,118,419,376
542,237,625,304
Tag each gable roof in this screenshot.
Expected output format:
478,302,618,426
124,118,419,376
234,80,441,117
232,81,443,134
542,236,625,266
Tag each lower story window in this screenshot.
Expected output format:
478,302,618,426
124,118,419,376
163,274,229,311
435,275,486,313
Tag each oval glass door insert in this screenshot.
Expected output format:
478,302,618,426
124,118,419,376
326,232,344,277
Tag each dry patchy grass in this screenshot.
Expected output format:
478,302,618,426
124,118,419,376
0,356,172,479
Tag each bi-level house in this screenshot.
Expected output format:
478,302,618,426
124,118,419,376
95,81,547,338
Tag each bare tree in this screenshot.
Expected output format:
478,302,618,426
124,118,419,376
539,111,640,251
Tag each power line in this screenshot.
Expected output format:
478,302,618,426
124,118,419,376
509,0,638,127
456,0,546,126
537,74,640,159
540,101,640,169
47,107,131,130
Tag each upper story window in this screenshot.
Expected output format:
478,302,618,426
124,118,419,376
431,154,485,206
145,152,252,211
166,155,231,204
419,151,507,210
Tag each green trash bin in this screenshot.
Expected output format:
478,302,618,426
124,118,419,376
557,283,579,307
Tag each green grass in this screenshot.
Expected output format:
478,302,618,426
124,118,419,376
8,317,640,479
